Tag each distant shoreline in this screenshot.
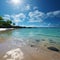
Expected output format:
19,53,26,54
0,26,60,28
0,27,60,32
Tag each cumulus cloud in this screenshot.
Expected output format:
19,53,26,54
3,13,26,25
47,10,60,17
11,13,26,25
29,10,45,22
11,13,26,22
3,9,60,27
29,18,43,22
3,14,11,20
53,11,60,17
20,4,31,11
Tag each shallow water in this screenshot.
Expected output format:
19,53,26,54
0,28,60,60
0,28,60,44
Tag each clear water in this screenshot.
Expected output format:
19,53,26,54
0,27,60,49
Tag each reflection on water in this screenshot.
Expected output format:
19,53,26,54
3,48,24,60
0,28,60,60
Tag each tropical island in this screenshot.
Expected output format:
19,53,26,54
0,16,35,28
0,16,22,28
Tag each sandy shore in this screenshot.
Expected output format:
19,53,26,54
22,45,60,60
0,28,14,31
0,39,60,60
0,29,60,60
0,45,60,60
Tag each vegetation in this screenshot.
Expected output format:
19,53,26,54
0,16,15,28
0,16,35,28
0,16,4,20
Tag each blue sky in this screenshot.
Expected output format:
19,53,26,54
0,0,60,27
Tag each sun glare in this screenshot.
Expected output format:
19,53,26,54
11,0,22,5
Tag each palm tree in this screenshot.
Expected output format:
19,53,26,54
0,16,14,27
6,20,12,25
0,16,4,26
13,23,15,26
3,20,12,27
0,16,4,20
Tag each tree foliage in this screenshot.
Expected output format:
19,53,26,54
0,16,15,27
0,16,4,20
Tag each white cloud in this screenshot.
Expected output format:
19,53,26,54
11,13,26,23
53,11,60,17
29,10,44,18
11,13,26,25
29,10,45,22
3,13,26,26
20,4,31,11
47,10,60,17
29,18,43,22
3,9,60,27
47,12,54,17
3,14,11,20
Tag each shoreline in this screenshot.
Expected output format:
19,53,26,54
0,28,60,60
0,40,60,60
0,28,14,31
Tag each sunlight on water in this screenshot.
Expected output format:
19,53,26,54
3,48,24,60
0,28,60,60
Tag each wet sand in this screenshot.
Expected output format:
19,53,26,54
0,38,60,60
22,46,60,60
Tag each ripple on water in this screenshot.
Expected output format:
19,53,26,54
49,39,56,44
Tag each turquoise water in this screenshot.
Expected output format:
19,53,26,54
0,27,60,49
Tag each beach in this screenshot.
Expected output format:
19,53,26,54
0,28,60,60
0,28,14,31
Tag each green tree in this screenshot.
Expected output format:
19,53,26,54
0,16,4,20
0,16,13,27
0,16,4,26
4,20,12,27
13,23,15,26
6,20,12,25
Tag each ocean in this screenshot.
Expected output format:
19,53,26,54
0,27,60,48
0,27,60,60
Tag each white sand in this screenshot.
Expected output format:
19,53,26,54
0,28,14,31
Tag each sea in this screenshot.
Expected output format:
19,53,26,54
0,27,60,60
0,27,60,48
